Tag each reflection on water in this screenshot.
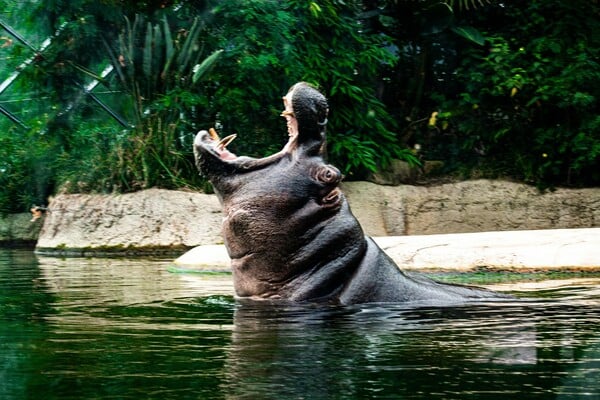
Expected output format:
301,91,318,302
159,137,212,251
1,249,599,400
227,301,600,399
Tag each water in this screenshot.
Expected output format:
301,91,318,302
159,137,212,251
1,249,599,400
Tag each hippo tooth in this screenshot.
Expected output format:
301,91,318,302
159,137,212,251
217,134,237,150
208,127,220,141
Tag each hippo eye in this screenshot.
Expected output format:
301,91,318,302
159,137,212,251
314,165,341,184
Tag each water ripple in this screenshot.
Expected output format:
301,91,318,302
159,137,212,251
1,249,600,400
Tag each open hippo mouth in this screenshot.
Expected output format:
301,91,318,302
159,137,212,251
194,123,344,208
193,126,298,175
194,82,329,176
201,128,238,161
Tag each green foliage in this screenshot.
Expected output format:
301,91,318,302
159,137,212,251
450,25,485,46
290,0,416,176
423,1,600,187
2,0,599,214
200,0,302,156
0,125,58,213
49,120,123,194
0,2,215,211
101,14,221,191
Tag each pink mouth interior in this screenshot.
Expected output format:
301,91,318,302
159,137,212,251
206,129,239,161
206,128,298,163
218,147,237,161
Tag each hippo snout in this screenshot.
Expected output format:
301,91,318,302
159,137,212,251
312,164,341,185
310,164,343,208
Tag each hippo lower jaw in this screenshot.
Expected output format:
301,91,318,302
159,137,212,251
205,129,238,161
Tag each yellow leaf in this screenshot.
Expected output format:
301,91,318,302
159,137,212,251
428,111,438,127
309,2,322,17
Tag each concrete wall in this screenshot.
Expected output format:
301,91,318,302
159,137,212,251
1,180,596,254
0,213,42,247
344,180,600,236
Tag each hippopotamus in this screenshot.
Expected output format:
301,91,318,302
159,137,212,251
193,82,511,305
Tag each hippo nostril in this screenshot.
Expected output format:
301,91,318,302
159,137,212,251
322,188,341,205
314,165,341,184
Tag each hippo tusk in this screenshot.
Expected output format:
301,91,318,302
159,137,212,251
208,127,220,140
217,134,237,150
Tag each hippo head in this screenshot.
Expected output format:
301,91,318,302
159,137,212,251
193,82,366,301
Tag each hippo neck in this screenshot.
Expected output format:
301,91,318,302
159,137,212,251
279,234,368,302
228,199,368,303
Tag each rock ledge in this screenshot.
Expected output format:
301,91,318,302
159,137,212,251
30,180,599,256
175,228,600,271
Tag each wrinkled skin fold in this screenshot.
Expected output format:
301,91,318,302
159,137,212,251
193,82,511,305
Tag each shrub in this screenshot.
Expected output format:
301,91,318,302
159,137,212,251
422,1,600,187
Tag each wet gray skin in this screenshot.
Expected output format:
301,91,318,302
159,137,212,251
194,82,511,305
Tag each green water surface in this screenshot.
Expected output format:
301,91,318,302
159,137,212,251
1,249,599,399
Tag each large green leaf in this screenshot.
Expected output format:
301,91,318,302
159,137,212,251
451,25,486,45
176,17,201,73
143,22,153,79
162,16,174,77
192,49,223,83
